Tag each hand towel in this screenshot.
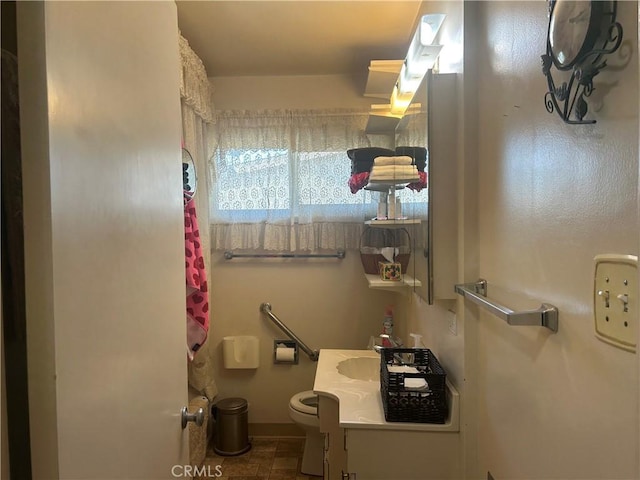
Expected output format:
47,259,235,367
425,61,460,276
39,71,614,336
188,340,219,401
348,171,370,193
188,396,210,467
387,366,419,373
404,378,429,390
407,171,428,192
387,365,429,390
184,194,209,359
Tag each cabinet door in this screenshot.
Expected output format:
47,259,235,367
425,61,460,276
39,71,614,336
346,428,460,479
426,71,458,303
318,395,347,480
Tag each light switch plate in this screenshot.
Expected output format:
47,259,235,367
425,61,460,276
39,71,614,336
593,254,637,353
447,309,457,336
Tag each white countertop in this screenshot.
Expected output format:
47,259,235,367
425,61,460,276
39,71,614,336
312,349,460,432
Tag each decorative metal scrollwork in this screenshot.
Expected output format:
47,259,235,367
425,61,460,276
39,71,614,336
541,0,623,124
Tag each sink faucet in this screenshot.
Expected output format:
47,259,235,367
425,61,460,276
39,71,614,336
380,334,402,347
373,335,408,365
372,334,403,353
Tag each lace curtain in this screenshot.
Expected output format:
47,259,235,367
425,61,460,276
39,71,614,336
179,33,215,260
208,109,428,252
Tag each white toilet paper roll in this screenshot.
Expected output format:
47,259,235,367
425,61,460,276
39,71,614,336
276,347,296,362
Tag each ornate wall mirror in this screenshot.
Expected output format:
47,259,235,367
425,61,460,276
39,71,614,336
182,147,197,199
541,0,623,124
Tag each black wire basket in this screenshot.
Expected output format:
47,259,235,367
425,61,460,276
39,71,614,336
380,347,448,424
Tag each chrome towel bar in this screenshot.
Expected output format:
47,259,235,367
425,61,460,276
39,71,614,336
455,279,559,333
224,250,345,260
260,303,319,361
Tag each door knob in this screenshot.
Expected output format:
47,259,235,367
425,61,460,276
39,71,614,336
181,406,205,429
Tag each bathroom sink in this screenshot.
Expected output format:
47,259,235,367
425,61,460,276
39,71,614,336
336,356,380,381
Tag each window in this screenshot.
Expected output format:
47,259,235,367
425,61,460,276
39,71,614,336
209,109,427,251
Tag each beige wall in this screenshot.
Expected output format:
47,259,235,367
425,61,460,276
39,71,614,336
212,74,372,111
465,2,638,479
209,255,396,423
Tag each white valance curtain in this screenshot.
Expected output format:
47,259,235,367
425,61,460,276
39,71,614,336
179,33,214,258
208,109,393,252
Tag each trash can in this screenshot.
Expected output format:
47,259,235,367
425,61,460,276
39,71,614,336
213,397,251,456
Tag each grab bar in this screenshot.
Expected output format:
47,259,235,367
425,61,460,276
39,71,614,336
260,303,319,361
225,250,345,260
455,279,559,333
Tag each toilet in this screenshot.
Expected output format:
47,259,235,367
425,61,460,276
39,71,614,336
289,391,323,477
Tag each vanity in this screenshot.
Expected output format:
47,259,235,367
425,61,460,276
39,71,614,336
313,349,460,480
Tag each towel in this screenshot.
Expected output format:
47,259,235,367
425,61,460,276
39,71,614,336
184,194,209,360
407,171,428,192
404,378,429,391
188,396,210,467
387,366,429,390
370,165,420,181
370,165,418,175
373,155,414,166
188,341,219,401
387,366,419,373
348,171,370,193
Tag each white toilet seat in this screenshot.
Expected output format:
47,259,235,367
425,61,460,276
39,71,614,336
288,390,323,476
289,390,318,415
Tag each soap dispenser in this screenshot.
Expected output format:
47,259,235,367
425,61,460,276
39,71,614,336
408,333,424,365
387,192,396,219
409,333,424,348
381,306,394,347
377,192,388,220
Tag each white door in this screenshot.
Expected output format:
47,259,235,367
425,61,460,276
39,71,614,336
17,2,190,479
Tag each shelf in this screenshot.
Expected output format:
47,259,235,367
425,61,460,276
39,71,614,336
368,177,419,184
365,219,421,228
364,183,406,192
365,274,421,292
366,178,419,188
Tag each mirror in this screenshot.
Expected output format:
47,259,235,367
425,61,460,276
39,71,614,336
396,84,430,303
393,69,458,304
182,148,197,199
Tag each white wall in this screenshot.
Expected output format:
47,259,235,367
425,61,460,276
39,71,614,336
212,74,372,111
18,2,189,478
466,2,639,479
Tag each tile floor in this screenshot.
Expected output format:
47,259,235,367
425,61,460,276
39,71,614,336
198,437,320,480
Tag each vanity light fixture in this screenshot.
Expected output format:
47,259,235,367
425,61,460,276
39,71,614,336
366,13,446,133
390,14,445,116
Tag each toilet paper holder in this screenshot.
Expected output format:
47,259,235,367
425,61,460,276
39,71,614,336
274,340,298,364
